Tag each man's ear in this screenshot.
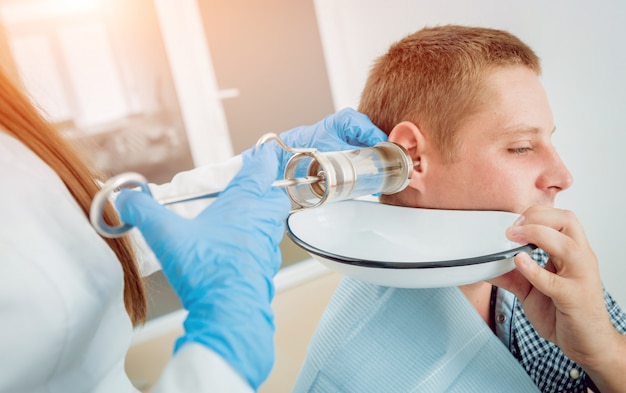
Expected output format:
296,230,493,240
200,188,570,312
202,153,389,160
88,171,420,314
388,121,427,192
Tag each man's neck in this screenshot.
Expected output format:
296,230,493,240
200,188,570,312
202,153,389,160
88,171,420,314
459,281,493,330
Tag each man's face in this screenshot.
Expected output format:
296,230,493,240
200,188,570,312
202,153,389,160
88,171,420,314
417,66,573,214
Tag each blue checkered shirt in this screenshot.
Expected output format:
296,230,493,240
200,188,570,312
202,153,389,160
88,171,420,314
492,248,626,392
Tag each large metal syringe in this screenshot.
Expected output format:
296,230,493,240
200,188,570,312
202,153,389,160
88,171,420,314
90,133,415,238
260,133,414,208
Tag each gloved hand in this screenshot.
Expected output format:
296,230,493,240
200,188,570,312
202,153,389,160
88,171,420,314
261,107,388,176
115,144,290,390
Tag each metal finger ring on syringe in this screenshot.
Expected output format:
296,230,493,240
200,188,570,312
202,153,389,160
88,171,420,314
89,168,315,239
258,133,415,209
90,133,415,238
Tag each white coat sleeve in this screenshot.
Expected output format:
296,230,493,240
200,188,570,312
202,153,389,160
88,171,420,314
151,343,253,393
129,155,243,277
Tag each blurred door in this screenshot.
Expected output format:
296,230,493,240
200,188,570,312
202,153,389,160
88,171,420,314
195,0,336,266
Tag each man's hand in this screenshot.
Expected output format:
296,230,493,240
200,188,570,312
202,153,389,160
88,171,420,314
490,205,626,392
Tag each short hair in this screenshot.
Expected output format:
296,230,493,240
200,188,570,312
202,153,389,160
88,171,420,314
358,25,541,162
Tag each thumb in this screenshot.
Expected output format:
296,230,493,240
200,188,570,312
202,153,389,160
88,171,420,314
115,189,181,238
514,252,564,300
228,143,281,196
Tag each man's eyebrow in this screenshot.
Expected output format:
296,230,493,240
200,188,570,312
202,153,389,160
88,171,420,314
491,126,556,141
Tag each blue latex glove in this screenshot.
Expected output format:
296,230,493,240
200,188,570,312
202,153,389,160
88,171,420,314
271,107,388,176
115,144,290,390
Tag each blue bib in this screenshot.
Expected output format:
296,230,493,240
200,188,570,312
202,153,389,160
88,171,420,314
294,278,539,392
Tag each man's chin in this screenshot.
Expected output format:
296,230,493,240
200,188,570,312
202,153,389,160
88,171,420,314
518,201,556,213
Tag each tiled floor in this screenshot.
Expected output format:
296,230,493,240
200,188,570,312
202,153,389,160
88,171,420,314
125,263,342,392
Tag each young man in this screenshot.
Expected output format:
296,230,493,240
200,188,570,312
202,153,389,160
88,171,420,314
294,25,626,392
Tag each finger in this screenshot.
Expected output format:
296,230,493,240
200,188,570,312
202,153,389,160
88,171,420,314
333,108,388,147
201,144,291,223
515,206,589,246
227,143,282,196
506,223,578,269
115,189,181,237
513,251,566,300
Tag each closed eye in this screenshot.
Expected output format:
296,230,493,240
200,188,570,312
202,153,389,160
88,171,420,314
508,147,533,155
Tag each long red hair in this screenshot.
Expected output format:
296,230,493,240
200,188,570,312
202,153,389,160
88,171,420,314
0,68,147,325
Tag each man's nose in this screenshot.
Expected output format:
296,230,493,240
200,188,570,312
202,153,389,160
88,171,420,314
538,148,574,192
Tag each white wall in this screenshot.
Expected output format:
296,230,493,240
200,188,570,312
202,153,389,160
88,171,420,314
314,0,626,306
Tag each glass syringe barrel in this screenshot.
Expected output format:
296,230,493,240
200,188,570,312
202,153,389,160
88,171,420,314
283,142,413,208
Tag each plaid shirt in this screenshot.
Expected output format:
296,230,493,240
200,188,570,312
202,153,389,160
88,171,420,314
492,249,626,392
